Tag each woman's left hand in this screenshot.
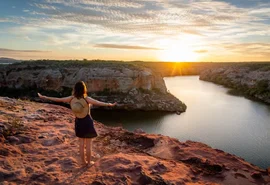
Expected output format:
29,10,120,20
37,93,46,99
108,102,117,107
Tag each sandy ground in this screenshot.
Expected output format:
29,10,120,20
0,97,269,185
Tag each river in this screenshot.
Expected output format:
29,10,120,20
92,76,270,169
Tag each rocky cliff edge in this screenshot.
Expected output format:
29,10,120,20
200,64,270,104
0,97,269,184
0,61,186,112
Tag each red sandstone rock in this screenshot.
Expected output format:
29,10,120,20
251,172,262,179
0,97,269,184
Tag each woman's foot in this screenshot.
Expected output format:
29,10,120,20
92,153,101,159
81,160,88,166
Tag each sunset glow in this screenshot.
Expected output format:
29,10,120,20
0,0,270,62
158,40,199,62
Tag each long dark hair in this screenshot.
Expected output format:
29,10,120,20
73,81,87,98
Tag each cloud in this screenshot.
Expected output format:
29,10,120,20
16,0,256,37
0,48,51,53
3,0,270,39
195,50,208,53
0,18,11,23
1,0,270,61
32,3,59,10
22,36,31,41
0,48,52,60
223,42,270,57
94,43,161,50
44,0,144,9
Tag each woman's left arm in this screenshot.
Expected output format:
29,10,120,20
38,93,73,103
86,96,117,107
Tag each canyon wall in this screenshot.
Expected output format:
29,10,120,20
200,64,270,104
0,61,186,112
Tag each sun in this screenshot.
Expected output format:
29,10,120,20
159,45,198,62
156,37,199,62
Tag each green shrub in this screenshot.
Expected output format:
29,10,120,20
254,80,269,94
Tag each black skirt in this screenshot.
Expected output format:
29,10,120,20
75,115,98,138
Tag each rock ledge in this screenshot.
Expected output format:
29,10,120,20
0,97,269,184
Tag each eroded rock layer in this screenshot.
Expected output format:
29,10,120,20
0,61,186,112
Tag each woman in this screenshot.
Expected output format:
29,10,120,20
38,81,116,166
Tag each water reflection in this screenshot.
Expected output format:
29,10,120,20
92,110,170,133
93,76,270,169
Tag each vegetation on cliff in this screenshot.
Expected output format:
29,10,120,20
200,63,270,104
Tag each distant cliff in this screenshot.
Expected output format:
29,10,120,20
0,57,21,64
200,63,270,104
0,60,186,112
137,62,228,77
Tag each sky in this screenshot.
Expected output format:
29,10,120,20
0,0,269,62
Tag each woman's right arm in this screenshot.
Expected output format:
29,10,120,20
38,93,73,103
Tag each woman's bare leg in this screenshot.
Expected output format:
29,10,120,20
79,138,87,165
86,138,93,164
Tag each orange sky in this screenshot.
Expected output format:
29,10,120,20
1,0,270,62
